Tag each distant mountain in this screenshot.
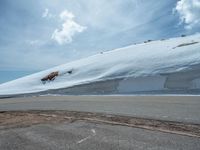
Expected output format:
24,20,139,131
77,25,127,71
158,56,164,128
1,34,200,96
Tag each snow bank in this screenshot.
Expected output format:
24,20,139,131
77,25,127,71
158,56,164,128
1,34,200,96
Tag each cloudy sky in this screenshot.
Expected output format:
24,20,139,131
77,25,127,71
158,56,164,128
0,0,200,83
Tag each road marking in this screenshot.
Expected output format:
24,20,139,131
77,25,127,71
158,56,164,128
77,129,96,144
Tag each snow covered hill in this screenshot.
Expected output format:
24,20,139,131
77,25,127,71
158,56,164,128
1,34,200,96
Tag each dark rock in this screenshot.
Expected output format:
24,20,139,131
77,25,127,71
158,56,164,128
67,70,72,74
41,71,59,83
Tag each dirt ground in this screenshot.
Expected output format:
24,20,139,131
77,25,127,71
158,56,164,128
0,110,199,138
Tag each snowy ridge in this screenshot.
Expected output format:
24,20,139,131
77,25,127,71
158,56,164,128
1,34,200,96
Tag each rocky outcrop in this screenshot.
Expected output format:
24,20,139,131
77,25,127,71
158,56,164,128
173,41,199,49
41,71,59,83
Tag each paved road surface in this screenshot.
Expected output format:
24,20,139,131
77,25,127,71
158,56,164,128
0,120,200,150
0,96,200,123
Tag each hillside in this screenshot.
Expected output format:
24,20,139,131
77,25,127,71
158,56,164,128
1,34,200,96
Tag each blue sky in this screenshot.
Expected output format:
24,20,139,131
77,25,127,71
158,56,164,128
0,0,200,83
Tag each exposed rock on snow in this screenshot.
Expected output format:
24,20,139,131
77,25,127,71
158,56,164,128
177,41,199,47
144,40,152,43
173,41,199,49
67,70,73,74
41,71,59,84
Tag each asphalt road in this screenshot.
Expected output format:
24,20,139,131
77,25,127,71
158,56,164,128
0,120,200,150
0,95,200,124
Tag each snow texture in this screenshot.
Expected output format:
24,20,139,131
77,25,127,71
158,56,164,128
1,34,200,96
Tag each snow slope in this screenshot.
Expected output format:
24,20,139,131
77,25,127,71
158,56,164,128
1,34,200,96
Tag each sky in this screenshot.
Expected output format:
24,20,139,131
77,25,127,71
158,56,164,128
0,0,200,83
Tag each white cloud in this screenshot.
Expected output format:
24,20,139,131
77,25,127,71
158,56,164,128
42,8,49,18
26,40,45,47
175,0,200,29
28,40,39,46
51,10,86,45
60,10,74,20
42,8,54,19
